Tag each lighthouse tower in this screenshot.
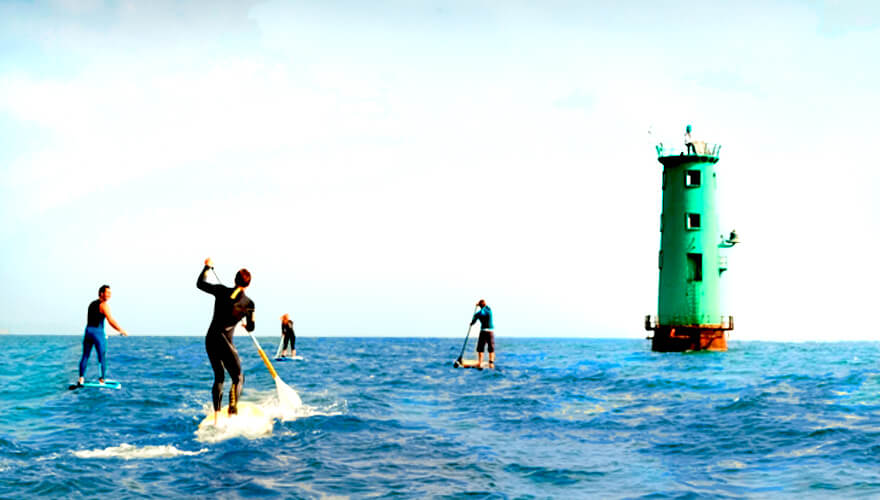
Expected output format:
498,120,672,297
645,127,738,352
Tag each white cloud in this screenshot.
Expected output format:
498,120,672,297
1,1,879,340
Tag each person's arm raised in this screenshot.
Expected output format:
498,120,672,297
197,257,220,294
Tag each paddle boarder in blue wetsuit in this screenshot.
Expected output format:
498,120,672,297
197,258,255,426
471,299,495,369
77,285,128,386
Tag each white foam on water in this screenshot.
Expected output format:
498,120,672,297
36,452,62,461
194,384,344,442
714,460,747,470
73,444,208,460
767,444,828,459
277,397,346,423
270,382,346,422
282,388,347,421
194,400,275,444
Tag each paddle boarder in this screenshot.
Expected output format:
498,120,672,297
280,313,296,358
197,258,255,425
471,299,495,369
76,285,128,386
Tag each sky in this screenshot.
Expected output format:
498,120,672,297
1,1,879,340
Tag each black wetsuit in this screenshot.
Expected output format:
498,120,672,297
197,265,255,412
281,320,295,351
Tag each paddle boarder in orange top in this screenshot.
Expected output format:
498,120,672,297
280,314,296,358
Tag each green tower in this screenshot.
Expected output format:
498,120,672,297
645,128,739,351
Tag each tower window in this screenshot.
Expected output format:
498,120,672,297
687,253,703,282
685,170,701,187
686,213,701,230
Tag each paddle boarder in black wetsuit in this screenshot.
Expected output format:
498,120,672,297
197,258,255,425
280,314,296,357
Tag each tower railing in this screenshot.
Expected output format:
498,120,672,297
644,315,735,330
655,142,721,158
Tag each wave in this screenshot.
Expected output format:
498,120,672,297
194,389,344,443
6,337,880,498
73,444,208,460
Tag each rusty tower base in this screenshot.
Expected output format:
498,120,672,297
649,325,729,352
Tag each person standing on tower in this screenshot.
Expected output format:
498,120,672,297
685,124,697,155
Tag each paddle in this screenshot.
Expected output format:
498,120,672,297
453,306,480,367
241,324,302,409
273,326,284,359
210,268,302,410
272,320,284,360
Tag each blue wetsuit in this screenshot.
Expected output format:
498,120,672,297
471,306,494,330
471,306,495,353
79,299,108,380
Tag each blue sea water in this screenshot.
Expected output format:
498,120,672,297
2,336,880,499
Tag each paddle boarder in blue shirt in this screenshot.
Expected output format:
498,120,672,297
197,258,255,426
77,285,128,386
471,299,495,369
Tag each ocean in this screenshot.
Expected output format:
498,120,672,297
1,335,879,499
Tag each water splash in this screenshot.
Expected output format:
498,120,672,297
73,444,208,460
194,400,275,443
193,384,338,442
